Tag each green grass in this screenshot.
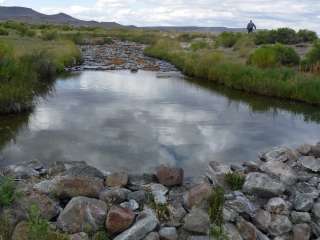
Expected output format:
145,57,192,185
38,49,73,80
224,172,245,191
145,38,320,105
0,177,19,207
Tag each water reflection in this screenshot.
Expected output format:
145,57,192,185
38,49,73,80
0,70,320,176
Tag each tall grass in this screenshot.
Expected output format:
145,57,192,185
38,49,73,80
145,39,320,105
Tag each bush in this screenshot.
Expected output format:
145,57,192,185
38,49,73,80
297,29,318,43
233,35,256,57
224,172,245,190
0,177,19,206
248,44,300,68
191,40,210,51
254,28,316,45
41,30,59,41
215,32,242,48
0,27,9,36
302,41,320,72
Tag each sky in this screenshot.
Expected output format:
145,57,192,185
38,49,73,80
1,0,320,32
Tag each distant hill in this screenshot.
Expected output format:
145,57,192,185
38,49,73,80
0,6,123,28
142,26,247,33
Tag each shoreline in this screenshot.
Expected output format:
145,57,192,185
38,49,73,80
1,142,320,239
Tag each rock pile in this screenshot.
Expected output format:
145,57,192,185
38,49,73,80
68,40,177,72
2,143,320,239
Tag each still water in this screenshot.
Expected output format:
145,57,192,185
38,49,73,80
1,70,320,176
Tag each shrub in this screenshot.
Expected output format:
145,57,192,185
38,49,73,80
41,30,59,41
302,40,320,72
233,35,256,58
0,27,9,36
297,29,318,43
215,32,242,48
224,172,245,190
248,44,300,68
0,177,19,206
275,28,298,44
190,40,209,51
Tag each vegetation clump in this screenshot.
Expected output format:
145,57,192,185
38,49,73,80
0,177,19,207
224,172,245,191
215,32,242,48
248,44,300,68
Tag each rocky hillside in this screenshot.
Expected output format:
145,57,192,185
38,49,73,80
0,6,123,28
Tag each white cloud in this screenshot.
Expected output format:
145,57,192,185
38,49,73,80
7,0,320,32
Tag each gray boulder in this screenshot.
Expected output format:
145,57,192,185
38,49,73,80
293,224,311,240
243,172,285,198
225,191,256,217
63,165,105,179
57,197,107,234
206,161,231,186
113,209,159,240
265,197,289,215
293,194,314,212
99,188,131,204
299,156,320,172
159,227,178,240
253,209,271,232
268,215,292,237
260,147,299,162
290,211,311,224
183,208,210,235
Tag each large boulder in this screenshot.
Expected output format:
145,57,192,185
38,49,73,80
183,208,210,235
57,197,107,234
265,197,289,215
63,165,105,179
268,215,292,237
243,172,285,198
99,188,131,204
183,182,212,209
260,147,299,163
224,223,243,240
253,209,271,232
155,165,184,187
113,209,158,240
206,161,231,186
106,206,135,235
293,224,311,240
225,192,256,217
106,172,129,188
299,156,320,172
51,176,104,199
236,217,257,240
159,227,178,240
290,211,311,224
16,190,60,220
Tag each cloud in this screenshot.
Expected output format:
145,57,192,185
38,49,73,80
4,0,320,32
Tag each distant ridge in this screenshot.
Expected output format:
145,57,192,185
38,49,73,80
142,26,247,33
0,6,124,28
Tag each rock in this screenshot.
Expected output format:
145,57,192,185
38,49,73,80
155,165,184,187
293,194,314,211
106,172,129,187
57,197,107,234
243,172,285,198
260,147,299,162
167,202,187,227
256,230,270,240
33,180,56,195
294,182,319,199
183,208,210,235
253,209,271,232
16,190,60,220
144,232,160,240
159,227,178,240
128,174,156,191
147,183,168,205
183,182,212,209
297,144,312,155
106,206,135,235
12,221,28,240
224,223,243,240
128,190,146,204
225,192,255,217
4,164,39,179
113,209,159,240
187,237,210,240
236,217,257,240
290,211,311,224
99,188,131,204
47,161,66,176
299,156,320,172
268,215,292,237
52,176,104,199
311,221,320,237
206,161,231,186
121,199,140,211
313,201,320,219
311,144,320,158
259,160,297,185
265,197,289,215
70,232,90,240
63,165,105,179
293,224,311,240
223,207,238,223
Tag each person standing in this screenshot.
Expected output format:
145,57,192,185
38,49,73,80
247,20,257,33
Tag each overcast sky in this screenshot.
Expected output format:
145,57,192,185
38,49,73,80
1,0,320,32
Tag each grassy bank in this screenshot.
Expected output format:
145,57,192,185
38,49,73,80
145,37,320,105
0,36,81,114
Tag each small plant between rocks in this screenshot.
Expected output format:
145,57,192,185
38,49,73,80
0,177,19,207
146,191,170,222
224,172,245,191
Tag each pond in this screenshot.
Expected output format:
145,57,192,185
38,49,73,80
1,70,320,176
